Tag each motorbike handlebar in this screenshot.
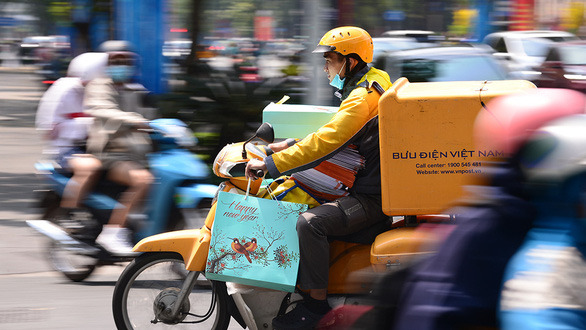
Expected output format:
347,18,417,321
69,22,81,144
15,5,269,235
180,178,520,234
255,169,264,178
263,146,274,156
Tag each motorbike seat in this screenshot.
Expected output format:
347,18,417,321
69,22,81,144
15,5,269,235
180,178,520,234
54,167,74,178
329,218,393,245
93,172,128,196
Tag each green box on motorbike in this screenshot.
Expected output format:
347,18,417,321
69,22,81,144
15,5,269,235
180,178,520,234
262,102,337,139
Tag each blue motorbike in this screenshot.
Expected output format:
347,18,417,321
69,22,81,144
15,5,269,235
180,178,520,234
27,118,217,282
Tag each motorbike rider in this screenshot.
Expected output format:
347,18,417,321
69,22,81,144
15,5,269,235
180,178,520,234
35,52,108,212
499,119,586,327
391,88,586,330
245,26,392,329
35,52,108,167
83,40,155,256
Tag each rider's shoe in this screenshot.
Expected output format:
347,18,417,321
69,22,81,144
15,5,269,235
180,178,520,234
272,302,330,330
95,226,138,257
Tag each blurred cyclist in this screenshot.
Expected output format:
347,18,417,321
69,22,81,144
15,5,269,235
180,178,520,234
84,40,155,255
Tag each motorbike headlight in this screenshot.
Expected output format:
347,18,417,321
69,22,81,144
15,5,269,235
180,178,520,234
217,161,247,178
150,118,197,147
170,126,197,147
217,161,236,177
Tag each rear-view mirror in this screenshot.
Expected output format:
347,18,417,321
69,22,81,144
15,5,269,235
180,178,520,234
255,122,275,144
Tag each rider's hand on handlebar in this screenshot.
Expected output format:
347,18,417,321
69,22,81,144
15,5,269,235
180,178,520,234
245,159,267,180
134,121,151,130
268,140,290,153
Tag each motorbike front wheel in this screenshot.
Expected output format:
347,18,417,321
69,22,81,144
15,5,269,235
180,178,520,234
112,252,231,330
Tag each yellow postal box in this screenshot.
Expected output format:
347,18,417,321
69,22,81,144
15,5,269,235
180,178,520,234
379,78,535,216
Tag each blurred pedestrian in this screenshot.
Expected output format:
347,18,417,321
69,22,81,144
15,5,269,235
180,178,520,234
84,40,154,255
391,88,586,330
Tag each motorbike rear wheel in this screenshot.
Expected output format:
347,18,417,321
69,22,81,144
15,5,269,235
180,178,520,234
112,252,231,330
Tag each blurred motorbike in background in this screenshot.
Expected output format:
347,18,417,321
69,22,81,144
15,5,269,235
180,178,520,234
27,118,217,282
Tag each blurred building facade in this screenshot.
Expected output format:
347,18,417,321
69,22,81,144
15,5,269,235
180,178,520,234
5,1,586,47
2,0,586,94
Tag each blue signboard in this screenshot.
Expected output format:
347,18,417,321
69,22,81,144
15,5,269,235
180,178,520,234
0,16,16,27
383,10,405,21
115,0,167,94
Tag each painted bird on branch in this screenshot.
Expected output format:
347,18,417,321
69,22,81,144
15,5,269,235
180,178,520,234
244,238,257,252
231,238,252,263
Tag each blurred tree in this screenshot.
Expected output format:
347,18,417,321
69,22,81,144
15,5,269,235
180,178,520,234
182,0,305,71
560,1,585,34
449,8,477,37
350,0,457,35
185,0,204,74
1,1,54,35
183,0,260,73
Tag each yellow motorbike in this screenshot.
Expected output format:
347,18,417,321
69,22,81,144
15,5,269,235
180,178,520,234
111,122,445,330
111,79,536,330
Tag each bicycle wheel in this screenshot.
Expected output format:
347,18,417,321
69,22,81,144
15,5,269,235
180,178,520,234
112,252,231,329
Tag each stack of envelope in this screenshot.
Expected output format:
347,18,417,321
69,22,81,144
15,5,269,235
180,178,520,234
291,146,365,201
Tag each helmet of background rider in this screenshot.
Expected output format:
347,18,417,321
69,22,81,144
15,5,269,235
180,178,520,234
515,114,586,185
470,88,585,190
474,88,586,163
312,26,374,64
66,52,109,85
99,40,137,84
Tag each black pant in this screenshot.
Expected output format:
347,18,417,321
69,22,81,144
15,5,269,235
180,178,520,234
296,193,388,289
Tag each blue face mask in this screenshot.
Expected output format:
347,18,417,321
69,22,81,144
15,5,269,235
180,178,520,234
106,65,134,83
329,61,346,90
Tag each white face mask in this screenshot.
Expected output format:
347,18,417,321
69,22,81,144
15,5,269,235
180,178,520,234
329,61,346,90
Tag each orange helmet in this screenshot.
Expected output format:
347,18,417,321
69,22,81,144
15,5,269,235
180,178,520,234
313,26,374,63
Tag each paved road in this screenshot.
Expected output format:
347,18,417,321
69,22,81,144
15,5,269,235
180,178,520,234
0,66,247,330
0,66,127,330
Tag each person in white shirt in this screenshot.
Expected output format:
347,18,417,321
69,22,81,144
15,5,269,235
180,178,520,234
36,52,108,164
35,52,108,214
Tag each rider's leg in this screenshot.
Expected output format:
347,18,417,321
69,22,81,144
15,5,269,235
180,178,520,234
96,160,153,254
104,160,153,227
309,289,327,300
273,194,387,329
60,154,102,209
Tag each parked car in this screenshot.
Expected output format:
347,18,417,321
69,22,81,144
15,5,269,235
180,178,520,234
19,36,47,64
373,45,510,83
163,39,192,65
372,37,433,63
482,30,579,81
534,40,586,93
19,35,70,65
381,30,444,43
